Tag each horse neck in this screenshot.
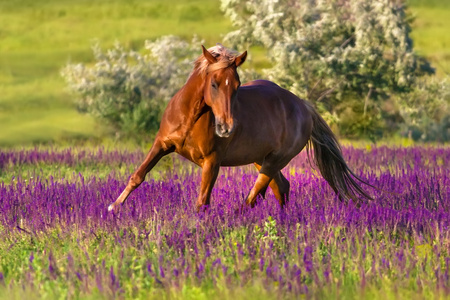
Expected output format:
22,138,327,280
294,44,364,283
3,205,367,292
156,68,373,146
175,70,207,116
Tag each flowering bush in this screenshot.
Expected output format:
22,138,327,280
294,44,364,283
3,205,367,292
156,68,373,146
62,36,201,138
62,1,449,141
397,77,450,141
221,0,449,140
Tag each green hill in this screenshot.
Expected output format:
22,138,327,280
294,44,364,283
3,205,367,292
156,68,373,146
0,0,232,146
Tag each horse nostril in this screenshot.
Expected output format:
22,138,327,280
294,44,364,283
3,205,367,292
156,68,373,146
215,121,234,137
216,123,229,137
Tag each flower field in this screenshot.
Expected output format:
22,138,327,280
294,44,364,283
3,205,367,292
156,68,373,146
0,145,449,299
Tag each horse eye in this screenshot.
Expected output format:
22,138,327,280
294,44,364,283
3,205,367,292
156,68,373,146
211,81,218,90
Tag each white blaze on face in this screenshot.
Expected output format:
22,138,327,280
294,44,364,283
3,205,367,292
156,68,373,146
225,79,229,86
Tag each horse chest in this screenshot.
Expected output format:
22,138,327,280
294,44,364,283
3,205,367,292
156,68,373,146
175,121,218,166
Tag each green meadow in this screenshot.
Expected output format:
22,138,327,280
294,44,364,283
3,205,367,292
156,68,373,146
0,0,232,146
409,0,450,77
0,0,449,146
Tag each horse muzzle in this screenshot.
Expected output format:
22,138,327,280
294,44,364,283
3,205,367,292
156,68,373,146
215,121,234,138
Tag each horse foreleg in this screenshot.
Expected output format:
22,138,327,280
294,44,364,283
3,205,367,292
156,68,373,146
196,158,220,212
254,163,290,207
108,139,173,212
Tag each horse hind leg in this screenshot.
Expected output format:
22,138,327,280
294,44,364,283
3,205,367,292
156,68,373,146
245,172,273,208
246,158,282,207
254,163,290,207
252,163,269,198
271,172,290,207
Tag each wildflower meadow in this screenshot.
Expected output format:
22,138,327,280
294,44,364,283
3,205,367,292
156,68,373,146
0,145,448,299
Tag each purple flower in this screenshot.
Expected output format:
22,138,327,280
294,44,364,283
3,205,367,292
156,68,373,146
259,258,265,271
110,267,116,286
212,258,222,267
159,266,165,278
1,146,449,296
76,272,82,281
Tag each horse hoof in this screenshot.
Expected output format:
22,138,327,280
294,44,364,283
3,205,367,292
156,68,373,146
108,203,115,212
234,203,250,215
195,204,209,213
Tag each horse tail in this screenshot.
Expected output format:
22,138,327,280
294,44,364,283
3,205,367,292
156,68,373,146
305,103,373,204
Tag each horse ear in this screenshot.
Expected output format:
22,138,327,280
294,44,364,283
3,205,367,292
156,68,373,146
235,50,247,67
202,45,217,64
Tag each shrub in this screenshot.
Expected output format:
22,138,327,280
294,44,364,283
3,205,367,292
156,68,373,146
62,36,201,138
221,0,439,140
397,77,450,142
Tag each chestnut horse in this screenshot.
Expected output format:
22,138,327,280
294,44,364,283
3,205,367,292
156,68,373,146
108,44,371,213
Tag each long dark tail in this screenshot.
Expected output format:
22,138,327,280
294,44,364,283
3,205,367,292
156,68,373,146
305,103,373,204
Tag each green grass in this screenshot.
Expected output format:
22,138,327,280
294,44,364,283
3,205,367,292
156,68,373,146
409,2,450,77
0,154,174,184
0,0,232,147
0,0,449,146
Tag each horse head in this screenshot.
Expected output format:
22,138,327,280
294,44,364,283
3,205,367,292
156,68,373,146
200,45,247,138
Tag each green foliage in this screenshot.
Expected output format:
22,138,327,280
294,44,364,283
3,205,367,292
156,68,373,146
220,0,449,140
254,216,279,243
62,36,201,138
397,77,450,142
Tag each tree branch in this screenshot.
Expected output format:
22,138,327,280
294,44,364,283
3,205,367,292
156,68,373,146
363,87,373,117
316,80,344,102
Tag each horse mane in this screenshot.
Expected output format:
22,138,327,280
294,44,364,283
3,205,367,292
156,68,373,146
194,44,239,77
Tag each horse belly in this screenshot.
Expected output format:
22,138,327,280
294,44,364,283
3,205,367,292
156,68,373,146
220,152,262,167
220,133,274,166
220,153,261,166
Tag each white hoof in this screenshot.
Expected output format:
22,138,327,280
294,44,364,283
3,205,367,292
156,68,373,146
108,204,115,212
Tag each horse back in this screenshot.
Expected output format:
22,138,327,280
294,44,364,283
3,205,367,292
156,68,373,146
237,80,312,130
